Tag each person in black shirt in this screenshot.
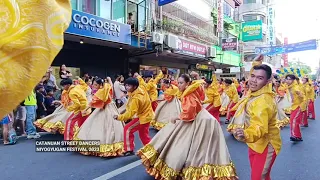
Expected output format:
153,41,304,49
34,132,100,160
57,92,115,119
36,85,47,118
59,64,72,79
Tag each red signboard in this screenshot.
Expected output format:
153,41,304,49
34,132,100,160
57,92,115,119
177,38,207,58
282,37,289,67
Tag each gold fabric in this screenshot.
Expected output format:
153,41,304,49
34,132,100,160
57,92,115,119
275,96,290,128
74,102,125,157
151,97,182,130
138,109,238,180
0,0,71,118
219,92,230,115
34,105,72,134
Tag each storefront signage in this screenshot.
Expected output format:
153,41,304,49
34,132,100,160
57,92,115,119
282,37,289,67
268,6,276,45
66,10,131,45
255,39,317,55
241,20,263,42
217,0,224,33
222,38,238,51
196,64,209,70
176,38,207,58
158,0,177,6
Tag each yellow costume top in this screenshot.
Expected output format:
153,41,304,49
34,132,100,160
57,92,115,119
288,81,306,111
224,84,239,103
241,85,282,155
66,85,88,114
203,75,221,107
137,71,164,102
0,0,71,118
118,87,154,124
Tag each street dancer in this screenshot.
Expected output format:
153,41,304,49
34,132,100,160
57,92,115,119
229,55,281,180
137,72,237,180
224,79,239,124
203,74,222,123
134,70,164,111
114,77,154,156
286,74,306,141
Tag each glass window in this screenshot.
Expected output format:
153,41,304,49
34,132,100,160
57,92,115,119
80,0,97,15
243,15,257,21
113,0,126,23
99,0,112,19
243,0,256,4
137,0,146,32
223,1,234,18
71,0,78,10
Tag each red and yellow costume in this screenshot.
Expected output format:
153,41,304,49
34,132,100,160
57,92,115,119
151,84,181,130
138,80,237,179
0,1,71,119
288,80,306,139
203,75,221,123
74,83,125,157
117,87,154,152
64,80,91,140
301,82,310,126
224,83,239,121
307,79,316,119
230,84,281,180
137,71,164,111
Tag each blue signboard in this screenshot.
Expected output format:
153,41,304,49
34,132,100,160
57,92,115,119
255,39,318,55
159,0,177,6
66,10,131,45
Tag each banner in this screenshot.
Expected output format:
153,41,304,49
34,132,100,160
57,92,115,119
222,38,238,51
276,67,306,77
217,0,224,33
255,39,318,55
158,0,177,6
241,20,263,42
267,6,276,45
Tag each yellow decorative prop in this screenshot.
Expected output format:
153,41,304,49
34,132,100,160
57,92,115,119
0,0,72,118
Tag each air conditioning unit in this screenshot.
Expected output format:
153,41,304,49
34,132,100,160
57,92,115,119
207,47,216,58
164,34,179,49
150,32,164,45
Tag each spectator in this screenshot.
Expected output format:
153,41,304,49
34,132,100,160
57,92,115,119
36,85,47,119
46,66,59,90
14,101,27,136
44,87,58,115
114,75,126,108
1,115,10,144
24,89,41,139
59,64,72,80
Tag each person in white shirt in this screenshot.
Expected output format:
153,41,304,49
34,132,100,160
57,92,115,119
114,75,127,108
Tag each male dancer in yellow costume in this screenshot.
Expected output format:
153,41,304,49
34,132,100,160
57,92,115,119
0,0,72,118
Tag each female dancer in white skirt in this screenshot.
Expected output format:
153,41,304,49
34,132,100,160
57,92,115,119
151,79,181,130
138,72,237,180
74,78,125,157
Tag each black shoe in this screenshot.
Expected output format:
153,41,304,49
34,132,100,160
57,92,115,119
123,151,134,156
290,137,303,142
303,125,309,127
225,120,230,124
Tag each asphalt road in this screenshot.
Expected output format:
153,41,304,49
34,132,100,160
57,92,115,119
1,98,320,180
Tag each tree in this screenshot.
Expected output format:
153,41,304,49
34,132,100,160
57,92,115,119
288,61,312,75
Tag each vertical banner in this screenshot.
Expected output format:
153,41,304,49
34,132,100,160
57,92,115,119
282,37,289,67
217,0,224,33
267,5,276,46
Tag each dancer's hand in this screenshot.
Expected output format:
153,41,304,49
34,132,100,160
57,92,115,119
234,128,245,139
113,115,118,120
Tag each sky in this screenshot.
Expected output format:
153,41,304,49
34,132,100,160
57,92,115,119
275,0,320,73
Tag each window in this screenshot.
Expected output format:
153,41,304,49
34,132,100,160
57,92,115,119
243,15,257,21
243,0,256,4
113,0,126,23
71,0,78,9
80,0,97,15
99,0,112,19
223,1,234,18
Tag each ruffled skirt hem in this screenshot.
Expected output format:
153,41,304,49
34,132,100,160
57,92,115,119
34,119,65,134
137,144,238,180
150,120,167,130
276,118,290,128
74,136,125,157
